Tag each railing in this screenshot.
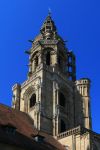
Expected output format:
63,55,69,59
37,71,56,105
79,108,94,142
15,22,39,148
32,40,58,49
57,126,83,139
40,39,58,45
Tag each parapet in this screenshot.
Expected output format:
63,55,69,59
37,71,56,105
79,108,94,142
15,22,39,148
75,78,91,86
12,83,21,91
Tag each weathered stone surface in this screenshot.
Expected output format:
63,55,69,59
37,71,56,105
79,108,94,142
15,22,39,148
12,14,100,150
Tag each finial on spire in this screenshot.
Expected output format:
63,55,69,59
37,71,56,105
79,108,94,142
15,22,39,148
48,8,52,16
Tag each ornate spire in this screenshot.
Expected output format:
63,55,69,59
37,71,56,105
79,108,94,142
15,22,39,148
40,14,57,39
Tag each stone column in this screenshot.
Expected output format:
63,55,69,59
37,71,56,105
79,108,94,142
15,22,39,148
38,53,42,65
55,84,59,136
37,78,42,131
53,81,56,136
32,60,35,72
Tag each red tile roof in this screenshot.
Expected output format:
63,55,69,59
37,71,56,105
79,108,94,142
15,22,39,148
0,103,65,150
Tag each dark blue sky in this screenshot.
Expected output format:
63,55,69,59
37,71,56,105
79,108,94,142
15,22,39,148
0,0,100,133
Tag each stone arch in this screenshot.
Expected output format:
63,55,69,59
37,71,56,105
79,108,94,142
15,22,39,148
58,86,71,129
34,55,39,70
30,51,40,72
23,86,36,112
43,47,56,66
31,51,39,61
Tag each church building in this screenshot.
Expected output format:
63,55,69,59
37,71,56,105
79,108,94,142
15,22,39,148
0,14,100,150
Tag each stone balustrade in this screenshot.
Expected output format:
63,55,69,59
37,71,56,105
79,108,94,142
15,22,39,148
57,126,84,139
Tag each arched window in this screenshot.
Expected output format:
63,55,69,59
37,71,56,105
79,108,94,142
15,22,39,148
59,92,66,107
30,94,36,108
46,52,50,65
60,119,66,133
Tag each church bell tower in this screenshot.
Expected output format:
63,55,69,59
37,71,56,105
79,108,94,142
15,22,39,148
12,14,91,136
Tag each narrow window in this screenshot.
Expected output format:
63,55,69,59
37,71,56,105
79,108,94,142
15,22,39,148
60,119,66,133
46,52,50,65
59,92,65,107
30,94,36,108
68,56,72,63
68,66,72,72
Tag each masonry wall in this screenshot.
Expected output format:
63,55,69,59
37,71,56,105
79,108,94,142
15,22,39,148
58,132,90,150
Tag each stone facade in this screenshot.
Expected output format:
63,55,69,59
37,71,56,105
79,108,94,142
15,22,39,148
12,14,100,149
57,126,100,150
57,126,91,150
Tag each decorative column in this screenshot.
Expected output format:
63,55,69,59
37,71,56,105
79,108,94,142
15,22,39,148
55,83,59,136
38,52,42,65
53,81,56,136
37,77,42,131
32,60,35,72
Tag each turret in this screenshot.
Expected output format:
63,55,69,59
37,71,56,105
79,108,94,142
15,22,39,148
75,78,92,129
12,83,21,110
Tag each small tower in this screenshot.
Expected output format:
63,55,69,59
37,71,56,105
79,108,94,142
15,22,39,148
75,78,92,129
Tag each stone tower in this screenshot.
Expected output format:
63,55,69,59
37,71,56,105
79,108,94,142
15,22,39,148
12,14,91,136
75,78,92,129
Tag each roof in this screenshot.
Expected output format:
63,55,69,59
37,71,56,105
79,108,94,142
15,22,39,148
0,103,65,150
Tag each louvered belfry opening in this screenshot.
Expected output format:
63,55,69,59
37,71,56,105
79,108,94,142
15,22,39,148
30,94,36,108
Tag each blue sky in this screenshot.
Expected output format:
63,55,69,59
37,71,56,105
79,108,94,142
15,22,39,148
0,0,100,133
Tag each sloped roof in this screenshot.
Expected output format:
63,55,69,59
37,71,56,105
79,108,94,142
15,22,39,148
0,103,65,150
